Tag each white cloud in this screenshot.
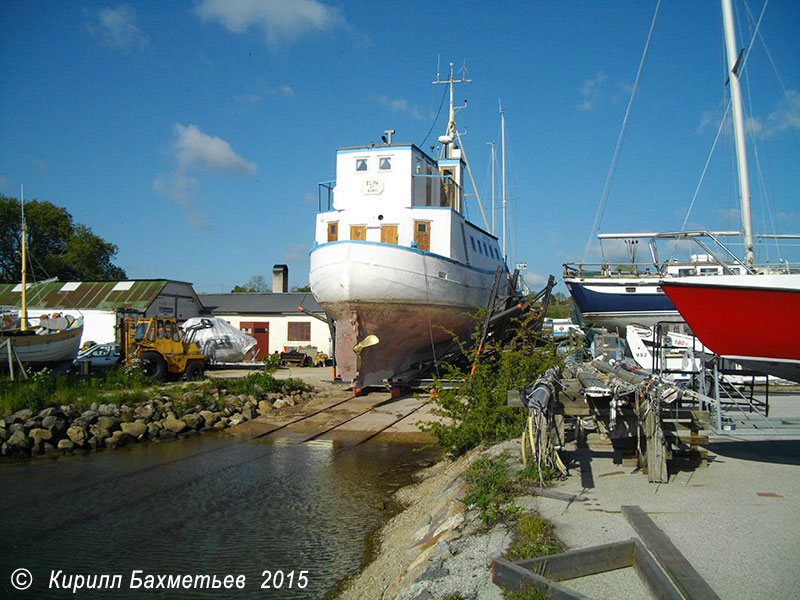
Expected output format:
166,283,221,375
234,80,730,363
699,89,800,139
195,0,344,47
173,124,256,176
578,71,608,112
154,124,256,228
373,95,425,121
86,4,149,52
746,89,800,139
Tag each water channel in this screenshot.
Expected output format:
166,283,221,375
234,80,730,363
0,433,440,599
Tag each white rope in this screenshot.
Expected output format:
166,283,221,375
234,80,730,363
582,0,662,262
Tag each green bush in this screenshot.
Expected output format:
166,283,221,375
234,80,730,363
419,311,560,457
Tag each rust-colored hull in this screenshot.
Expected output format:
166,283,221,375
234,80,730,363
324,300,478,388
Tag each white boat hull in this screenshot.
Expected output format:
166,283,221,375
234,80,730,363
0,322,84,366
310,241,499,386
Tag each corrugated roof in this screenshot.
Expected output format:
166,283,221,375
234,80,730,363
0,280,170,310
199,292,323,315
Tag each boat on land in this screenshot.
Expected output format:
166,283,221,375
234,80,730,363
563,230,748,330
563,0,798,335
1,189,83,369
309,65,509,388
660,0,800,383
1,312,84,367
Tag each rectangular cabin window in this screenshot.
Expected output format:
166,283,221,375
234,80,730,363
288,322,311,342
379,157,392,171
414,221,430,251
440,167,455,207
350,225,366,241
327,222,338,242
381,225,398,244
355,158,368,172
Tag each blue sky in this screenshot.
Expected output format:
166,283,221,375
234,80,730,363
2,0,798,294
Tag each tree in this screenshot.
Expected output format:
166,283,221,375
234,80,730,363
0,195,126,282
231,275,270,293
293,285,311,292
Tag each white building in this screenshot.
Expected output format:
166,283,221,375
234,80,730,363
198,292,330,359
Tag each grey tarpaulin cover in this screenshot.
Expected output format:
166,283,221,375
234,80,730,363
182,317,258,364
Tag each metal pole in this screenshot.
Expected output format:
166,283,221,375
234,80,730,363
500,103,507,260
721,0,756,269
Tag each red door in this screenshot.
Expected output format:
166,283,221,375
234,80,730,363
240,321,269,359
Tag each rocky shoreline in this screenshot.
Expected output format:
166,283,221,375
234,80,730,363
0,384,314,458
337,440,524,600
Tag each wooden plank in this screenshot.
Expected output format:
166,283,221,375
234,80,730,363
511,539,634,581
622,505,721,600
531,488,589,502
664,433,709,445
491,557,591,599
631,539,685,600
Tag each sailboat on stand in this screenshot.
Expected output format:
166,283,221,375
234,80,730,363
660,0,800,383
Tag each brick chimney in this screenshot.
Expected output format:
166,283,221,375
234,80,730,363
272,264,288,293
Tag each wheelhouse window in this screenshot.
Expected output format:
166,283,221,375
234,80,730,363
355,158,368,172
379,157,392,171
288,322,311,342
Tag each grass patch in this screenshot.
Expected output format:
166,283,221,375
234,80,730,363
506,512,565,561
463,454,522,527
461,452,564,591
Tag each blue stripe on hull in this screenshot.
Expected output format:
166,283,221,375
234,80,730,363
565,281,676,315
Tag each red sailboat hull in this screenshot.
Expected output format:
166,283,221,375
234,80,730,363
660,274,800,383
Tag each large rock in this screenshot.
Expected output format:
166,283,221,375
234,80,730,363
199,410,218,427
13,408,33,422
182,413,203,430
41,415,67,433
134,404,155,420
257,400,273,414
57,439,75,451
79,410,99,424
241,408,255,421
7,429,30,451
97,404,120,417
28,428,53,444
120,421,147,440
91,416,121,438
67,425,89,446
164,414,187,434
147,421,162,438
105,431,132,448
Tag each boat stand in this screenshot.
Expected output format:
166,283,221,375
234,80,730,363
1,339,29,381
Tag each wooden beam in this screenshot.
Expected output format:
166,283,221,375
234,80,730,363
622,505,721,600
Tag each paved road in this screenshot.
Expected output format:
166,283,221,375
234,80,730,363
527,396,800,599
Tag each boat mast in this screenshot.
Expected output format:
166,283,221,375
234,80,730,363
721,0,756,270
500,102,507,260
20,185,28,331
488,141,496,234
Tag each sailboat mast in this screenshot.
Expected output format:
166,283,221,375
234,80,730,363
721,0,756,269
489,141,496,235
500,102,507,260
20,185,28,331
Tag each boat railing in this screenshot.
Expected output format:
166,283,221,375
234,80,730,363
318,180,335,212
562,262,660,278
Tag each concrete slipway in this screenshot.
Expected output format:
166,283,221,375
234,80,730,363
240,368,799,598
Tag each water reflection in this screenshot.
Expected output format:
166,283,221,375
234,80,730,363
0,434,439,599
